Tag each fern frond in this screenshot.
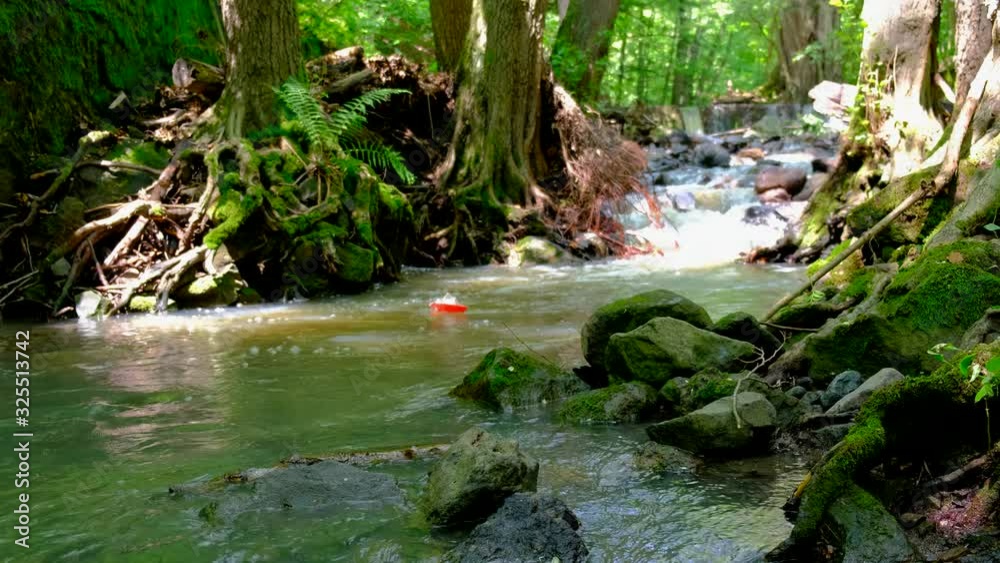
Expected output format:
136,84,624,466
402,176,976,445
275,79,338,152
330,88,411,139
344,140,417,185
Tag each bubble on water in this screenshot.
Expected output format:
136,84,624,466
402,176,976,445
248,346,259,355
313,347,326,354
289,346,301,355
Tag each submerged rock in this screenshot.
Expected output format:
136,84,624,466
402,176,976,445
646,392,777,455
604,317,756,388
827,484,914,563
450,348,589,410
447,493,588,563
827,368,904,415
422,428,538,528
581,289,713,372
558,382,661,424
632,442,701,473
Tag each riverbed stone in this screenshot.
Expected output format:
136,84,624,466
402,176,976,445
693,143,731,168
646,392,777,455
632,442,702,473
821,370,864,409
75,290,109,319
827,368,905,415
447,493,588,563
604,317,756,388
581,289,713,372
450,347,589,410
755,166,808,196
558,382,661,424
174,269,244,308
827,484,914,563
712,311,782,357
506,236,566,267
422,428,539,528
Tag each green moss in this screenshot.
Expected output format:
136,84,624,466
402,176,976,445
846,166,950,248
334,242,375,285
557,382,659,424
685,368,737,410
839,269,875,302
450,347,586,410
104,141,170,169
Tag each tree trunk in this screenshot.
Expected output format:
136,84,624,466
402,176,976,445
216,0,301,138
552,0,621,101
953,0,994,112
438,0,549,208
861,0,943,181
775,0,840,102
970,7,1000,157
430,0,472,72
671,3,692,106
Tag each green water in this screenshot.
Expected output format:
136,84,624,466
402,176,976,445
1,260,807,562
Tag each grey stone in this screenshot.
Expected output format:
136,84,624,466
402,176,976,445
558,382,661,424
451,348,589,410
75,290,108,319
646,392,777,455
827,368,905,415
821,370,864,409
786,386,808,399
827,484,914,563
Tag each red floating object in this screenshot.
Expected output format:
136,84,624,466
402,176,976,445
430,302,468,314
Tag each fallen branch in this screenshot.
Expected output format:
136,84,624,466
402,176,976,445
0,144,87,248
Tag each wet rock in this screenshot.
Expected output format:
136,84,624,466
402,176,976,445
572,232,610,259
422,428,539,528
960,307,1000,348
605,317,757,388
801,390,822,407
693,143,731,168
737,147,766,160
128,295,176,313
743,205,788,226
827,368,905,415
447,493,588,563
815,423,852,448
75,290,109,319
632,442,701,473
507,236,566,267
558,382,661,424
820,370,864,410
671,190,697,211
796,171,828,201
759,188,791,203
581,290,713,372
827,484,914,563
755,166,808,196
787,386,807,399
450,348,589,410
196,460,405,524
646,392,777,455
174,269,244,308
712,312,782,357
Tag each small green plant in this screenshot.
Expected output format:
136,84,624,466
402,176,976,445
275,79,416,184
929,342,1000,443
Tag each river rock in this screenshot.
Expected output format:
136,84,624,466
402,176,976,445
759,188,791,203
75,290,109,319
672,190,697,211
604,317,756,388
174,269,244,308
558,382,661,424
755,166,808,196
646,392,777,455
581,290,713,372
507,236,565,267
815,423,853,448
786,386,807,399
821,370,864,410
447,493,588,563
960,307,1000,348
632,442,702,473
422,428,539,528
796,171,828,201
450,347,589,410
712,312,782,357
827,368,904,415
827,484,914,563
195,460,405,524
693,143,731,168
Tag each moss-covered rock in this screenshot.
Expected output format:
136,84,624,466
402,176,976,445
127,294,176,313
712,312,782,356
174,271,244,308
846,165,951,251
450,348,589,410
581,290,713,372
826,484,914,563
557,382,661,424
605,317,757,388
646,392,777,456
632,442,702,473
505,236,567,267
929,165,1000,248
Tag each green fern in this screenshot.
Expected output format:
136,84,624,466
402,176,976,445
275,79,414,184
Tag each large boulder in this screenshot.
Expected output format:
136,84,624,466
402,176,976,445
646,392,777,455
450,348,589,410
827,484,914,563
605,317,757,388
506,236,566,267
447,493,588,563
693,143,732,168
827,368,904,415
712,312,782,357
422,428,539,528
557,382,661,424
581,290,713,372
754,166,808,196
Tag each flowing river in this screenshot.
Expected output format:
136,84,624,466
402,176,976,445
3,258,808,562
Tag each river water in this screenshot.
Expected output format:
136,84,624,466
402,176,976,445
2,259,807,562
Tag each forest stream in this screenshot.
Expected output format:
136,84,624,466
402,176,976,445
8,259,805,562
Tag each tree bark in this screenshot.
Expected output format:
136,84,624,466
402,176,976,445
552,0,621,101
437,0,549,209
775,0,840,102
430,0,473,73
216,0,301,138
860,0,943,181
970,6,1000,156
670,3,693,106
953,0,994,112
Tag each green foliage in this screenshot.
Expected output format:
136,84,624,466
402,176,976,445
275,79,415,184
298,0,433,65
